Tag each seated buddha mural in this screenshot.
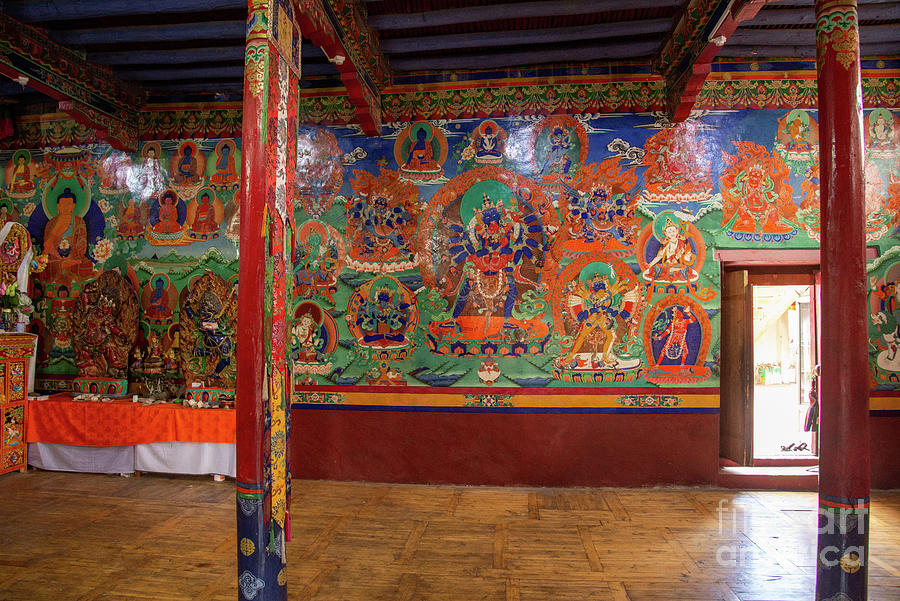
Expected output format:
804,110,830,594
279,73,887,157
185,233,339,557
148,189,188,245
187,188,223,241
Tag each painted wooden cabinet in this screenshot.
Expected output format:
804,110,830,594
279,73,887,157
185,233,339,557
0,333,35,475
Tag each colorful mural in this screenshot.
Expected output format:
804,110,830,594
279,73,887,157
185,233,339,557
2,107,900,400
0,136,240,385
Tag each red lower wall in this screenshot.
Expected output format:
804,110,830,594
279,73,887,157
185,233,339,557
871,416,900,489
290,409,720,487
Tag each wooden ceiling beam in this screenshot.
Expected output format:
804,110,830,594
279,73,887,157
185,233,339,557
729,22,899,45
748,2,900,25
391,39,663,71
294,0,390,135
90,46,247,66
368,0,682,30
655,0,767,123
1,0,247,22
717,40,900,57
381,19,672,54
52,21,246,46
0,10,144,151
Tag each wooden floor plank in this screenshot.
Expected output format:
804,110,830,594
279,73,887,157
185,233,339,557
2,471,900,601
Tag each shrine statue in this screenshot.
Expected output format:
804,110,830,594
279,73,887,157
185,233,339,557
178,272,237,388
0,222,46,292
72,270,139,380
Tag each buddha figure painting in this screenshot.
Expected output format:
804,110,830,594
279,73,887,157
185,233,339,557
636,212,705,288
148,189,188,246
530,115,588,192
187,188,224,241
420,171,553,356
642,294,711,384
558,158,641,257
773,109,819,174
5,150,37,199
551,256,643,383
169,141,206,196
141,273,177,326
116,196,148,241
98,150,132,195
345,169,420,273
720,141,797,242
38,186,100,283
135,142,165,201
291,301,338,383
209,139,239,190
294,220,346,304
461,120,507,166
346,275,419,353
641,122,713,205
394,121,447,182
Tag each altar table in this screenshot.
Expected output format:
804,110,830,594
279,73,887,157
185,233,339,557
26,396,235,477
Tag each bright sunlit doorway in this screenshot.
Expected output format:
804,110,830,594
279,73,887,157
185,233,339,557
752,283,819,460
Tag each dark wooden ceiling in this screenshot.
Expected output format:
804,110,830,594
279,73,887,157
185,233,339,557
0,0,898,111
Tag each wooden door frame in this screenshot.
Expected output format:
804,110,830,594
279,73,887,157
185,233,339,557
717,249,824,466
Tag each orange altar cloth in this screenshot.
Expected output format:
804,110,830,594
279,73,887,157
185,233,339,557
27,396,235,447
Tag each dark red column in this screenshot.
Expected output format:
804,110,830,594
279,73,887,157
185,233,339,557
815,1,870,599
235,1,286,599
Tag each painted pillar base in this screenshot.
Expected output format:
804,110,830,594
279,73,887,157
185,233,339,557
237,494,287,601
815,498,869,601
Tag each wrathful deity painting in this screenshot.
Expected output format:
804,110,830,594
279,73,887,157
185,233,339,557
2,109,900,397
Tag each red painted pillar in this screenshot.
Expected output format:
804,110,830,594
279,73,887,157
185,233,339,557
815,2,870,599
235,0,288,599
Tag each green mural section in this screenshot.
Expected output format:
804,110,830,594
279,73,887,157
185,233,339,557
0,139,241,389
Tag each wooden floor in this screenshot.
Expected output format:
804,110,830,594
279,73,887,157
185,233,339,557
1,471,898,601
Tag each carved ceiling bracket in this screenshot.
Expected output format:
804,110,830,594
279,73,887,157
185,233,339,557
0,11,144,151
655,0,768,122
294,0,390,135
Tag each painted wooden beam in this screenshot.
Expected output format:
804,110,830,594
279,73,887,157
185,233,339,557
295,0,389,135
717,40,900,57
368,0,682,30
655,0,767,122
381,19,672,54
729,22,899,45
747,1,900,24
390,39,662,71
0,10,143,151
1,0,246,22
52,21,246,46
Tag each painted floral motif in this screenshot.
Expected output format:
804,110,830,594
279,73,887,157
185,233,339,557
616,395,684,407
464,393,513,407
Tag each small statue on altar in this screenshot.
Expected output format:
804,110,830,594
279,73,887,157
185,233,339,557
72,270,139,380
178,272,237,388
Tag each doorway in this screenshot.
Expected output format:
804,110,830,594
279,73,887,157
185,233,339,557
720,262,820,466
751,284,817,459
